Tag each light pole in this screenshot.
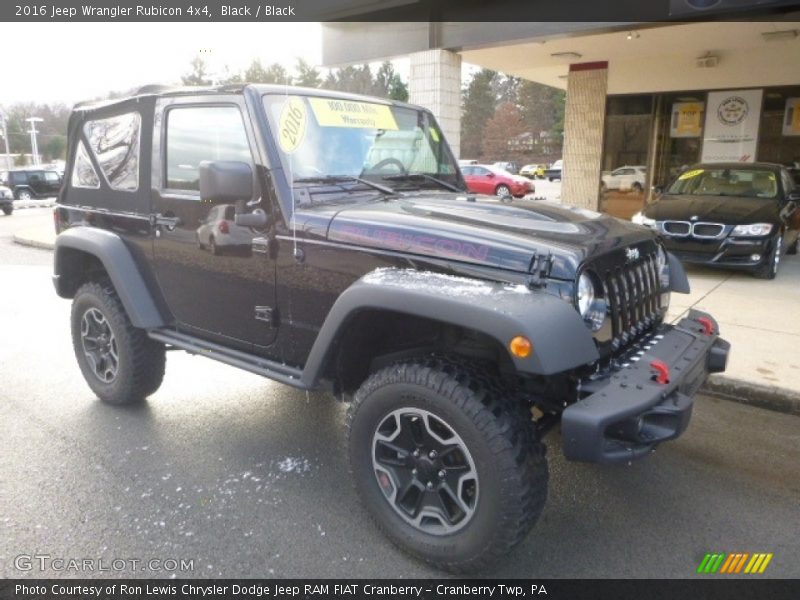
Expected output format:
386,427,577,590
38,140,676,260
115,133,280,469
26,117,43,166
0,110,11,172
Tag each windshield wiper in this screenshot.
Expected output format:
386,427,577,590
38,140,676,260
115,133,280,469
294,175,396,195
381,172,462,193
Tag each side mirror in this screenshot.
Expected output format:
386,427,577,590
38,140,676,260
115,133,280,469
486,172,495,178
787,190,800,202
199,160,253,204
652,185,664,195
235,208,269,228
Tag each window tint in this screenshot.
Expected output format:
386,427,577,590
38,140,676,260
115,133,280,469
166,106,252,192
11,172,26,184
71,141,100,189
28,172,42,183
461,167,473,176
84,112,141,191
475,167,489,176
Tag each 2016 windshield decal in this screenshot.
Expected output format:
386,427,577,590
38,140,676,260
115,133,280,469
338,225,490,262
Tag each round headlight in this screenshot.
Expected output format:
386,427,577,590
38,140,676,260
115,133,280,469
577,272,595,317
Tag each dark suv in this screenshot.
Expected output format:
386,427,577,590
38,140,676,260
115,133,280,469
52,85,729,572
7,168,62,200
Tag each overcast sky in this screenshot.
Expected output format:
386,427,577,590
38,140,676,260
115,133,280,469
1,22,330,106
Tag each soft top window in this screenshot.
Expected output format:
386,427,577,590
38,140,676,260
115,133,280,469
83,112,141,191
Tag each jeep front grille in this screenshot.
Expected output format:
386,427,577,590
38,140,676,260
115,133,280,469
604,252,662,346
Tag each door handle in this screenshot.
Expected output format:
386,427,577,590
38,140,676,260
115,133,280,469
151,213,180,231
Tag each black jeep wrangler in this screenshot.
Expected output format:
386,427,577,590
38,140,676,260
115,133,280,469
53,85,729,572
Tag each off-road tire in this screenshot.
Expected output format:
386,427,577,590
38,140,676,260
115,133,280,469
71,280,166,405
2,206,11,216
16,189,32,201
754,232,782,280
346,358,548,573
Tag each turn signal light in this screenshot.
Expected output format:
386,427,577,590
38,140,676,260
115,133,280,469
509,336,533,358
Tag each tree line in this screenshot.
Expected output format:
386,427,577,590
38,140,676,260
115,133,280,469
0,59,564,167
461,68,565,164
181,57,410,102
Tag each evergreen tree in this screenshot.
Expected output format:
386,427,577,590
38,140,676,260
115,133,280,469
181,56,212,86
460,69,497,159
294,58,322,88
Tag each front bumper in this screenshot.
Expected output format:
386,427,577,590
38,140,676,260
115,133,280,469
561,309,729,464
664,236,774,270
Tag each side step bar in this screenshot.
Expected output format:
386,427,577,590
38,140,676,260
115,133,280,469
148,329,309,389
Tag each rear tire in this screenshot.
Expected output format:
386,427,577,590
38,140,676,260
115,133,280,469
71,281,166,405
16,189,32,201
2,206,11,216
347,358,548,573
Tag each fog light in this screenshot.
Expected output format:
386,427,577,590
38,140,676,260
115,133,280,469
750,254,761,261
509,336,532,358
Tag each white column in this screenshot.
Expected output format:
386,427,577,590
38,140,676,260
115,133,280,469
561,62,608,210
408,49,462,158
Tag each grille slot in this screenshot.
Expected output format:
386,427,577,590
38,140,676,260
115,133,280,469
603,251,662,346
692,222,725,238
662,221,691,236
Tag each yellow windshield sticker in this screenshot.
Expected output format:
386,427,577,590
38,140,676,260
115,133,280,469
678,168,704,180
429,128,440,143
308,97,398,130
278,96,307,154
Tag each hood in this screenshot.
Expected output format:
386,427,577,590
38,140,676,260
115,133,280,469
310,194,655,279
643,194,780,224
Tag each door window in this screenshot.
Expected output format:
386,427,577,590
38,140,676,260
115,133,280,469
45,171,60,183
165,106,253,192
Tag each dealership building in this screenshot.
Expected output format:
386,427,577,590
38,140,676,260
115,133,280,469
322,16,800,216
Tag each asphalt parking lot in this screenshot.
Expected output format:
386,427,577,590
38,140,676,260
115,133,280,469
1,209,799,579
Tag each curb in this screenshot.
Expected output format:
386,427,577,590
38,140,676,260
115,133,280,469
702,375,800,417
12,233,55,251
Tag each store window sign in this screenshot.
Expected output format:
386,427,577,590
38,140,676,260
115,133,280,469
671,102,704,138
701,89,763,163
783,97,800,136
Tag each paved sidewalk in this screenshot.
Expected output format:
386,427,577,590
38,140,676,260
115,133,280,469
666,257,800,414
12,221,799,414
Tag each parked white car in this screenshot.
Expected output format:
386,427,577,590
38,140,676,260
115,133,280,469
196,204,253,255
601,165,647,192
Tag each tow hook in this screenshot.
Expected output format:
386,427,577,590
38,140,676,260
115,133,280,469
650,359,670,385
695,316,715,336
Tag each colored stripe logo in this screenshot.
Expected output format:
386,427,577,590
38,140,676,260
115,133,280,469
697,552,773,574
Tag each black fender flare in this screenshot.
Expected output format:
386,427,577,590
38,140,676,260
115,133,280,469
667,251,690,294
300,268,599,387
53,227,165,329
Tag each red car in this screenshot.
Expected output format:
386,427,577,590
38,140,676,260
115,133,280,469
461,164,534,198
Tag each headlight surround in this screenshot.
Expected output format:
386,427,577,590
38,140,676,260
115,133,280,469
631,211,657,228
576,271,607,331
730,223,773,237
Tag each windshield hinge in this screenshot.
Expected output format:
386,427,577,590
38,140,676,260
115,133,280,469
527,252,553,287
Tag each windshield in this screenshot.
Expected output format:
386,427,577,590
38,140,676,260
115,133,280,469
666,167,778,199
263,94,463,193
